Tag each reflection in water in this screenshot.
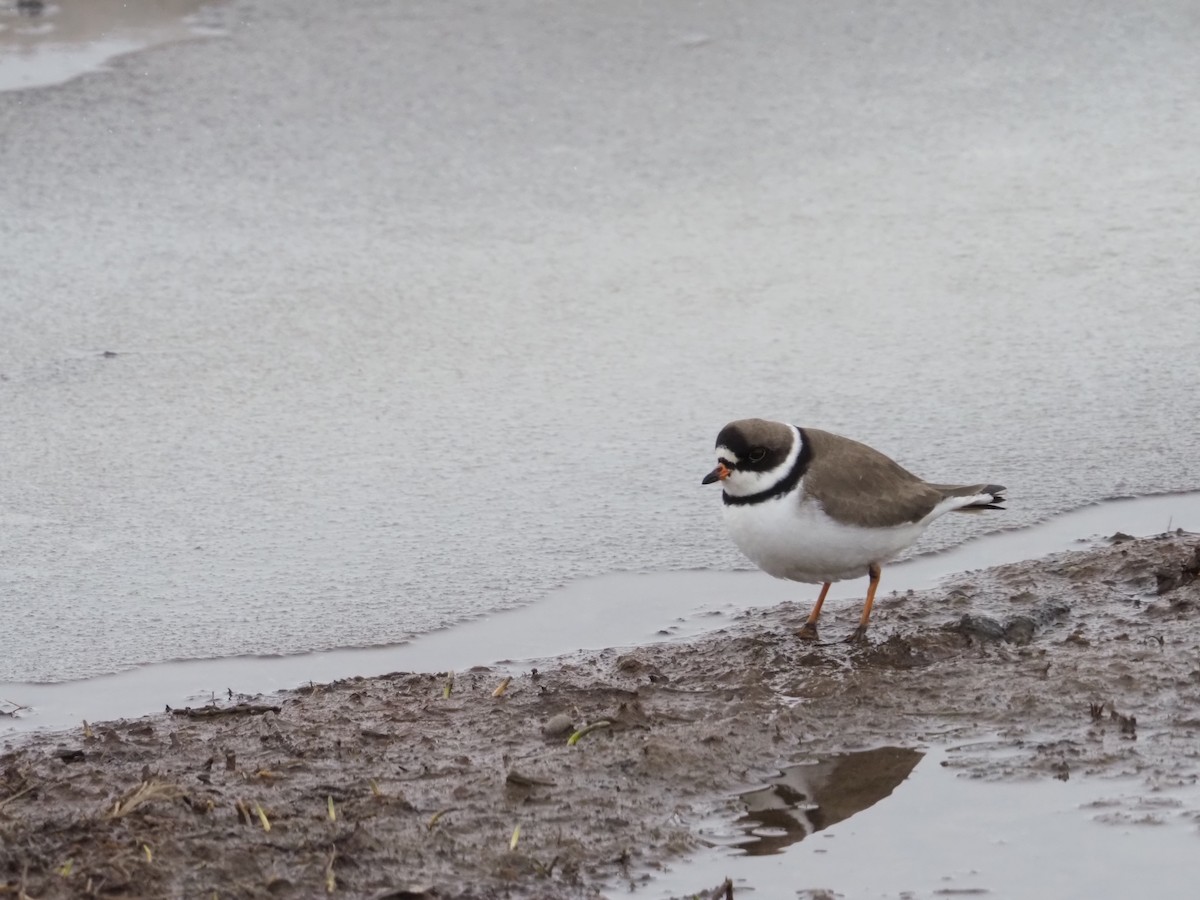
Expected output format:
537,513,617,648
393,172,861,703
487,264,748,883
0,0,223,93
737,747,923,855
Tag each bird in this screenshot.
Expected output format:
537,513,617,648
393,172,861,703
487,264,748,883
702,418,1005,642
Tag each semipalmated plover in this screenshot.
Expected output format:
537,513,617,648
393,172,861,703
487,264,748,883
702,419,1005,642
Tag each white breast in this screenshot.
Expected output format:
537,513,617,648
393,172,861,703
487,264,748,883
721,485,928,584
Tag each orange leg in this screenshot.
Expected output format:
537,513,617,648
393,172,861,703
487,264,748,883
796,582,832,640
846,563,882,643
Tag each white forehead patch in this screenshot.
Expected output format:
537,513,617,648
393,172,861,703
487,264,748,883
715,444,740,464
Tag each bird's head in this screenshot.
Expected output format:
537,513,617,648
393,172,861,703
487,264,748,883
702,418,798,497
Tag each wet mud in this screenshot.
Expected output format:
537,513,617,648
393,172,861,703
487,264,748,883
2,532,1199,898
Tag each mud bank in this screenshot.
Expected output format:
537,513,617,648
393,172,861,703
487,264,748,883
2,532,1198,899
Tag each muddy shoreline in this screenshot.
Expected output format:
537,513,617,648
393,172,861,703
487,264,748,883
3,532,1198,898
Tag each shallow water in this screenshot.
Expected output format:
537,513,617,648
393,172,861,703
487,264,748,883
0,0,222,92
3,491,1198,738
730,747,926,856
2,0,1200,686
653,745,1200,899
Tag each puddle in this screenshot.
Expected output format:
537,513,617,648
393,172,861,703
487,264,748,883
648,746,1200,899
2,491,1199,738
0,0,225,92
3,528,1199,898
729,747,924,856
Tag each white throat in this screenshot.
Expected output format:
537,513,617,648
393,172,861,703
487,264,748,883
719,425,803,498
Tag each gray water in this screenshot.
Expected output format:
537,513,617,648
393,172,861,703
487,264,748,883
0,0,221,92
655,745,1200,900
3,0,1200,685
5,490,1198,738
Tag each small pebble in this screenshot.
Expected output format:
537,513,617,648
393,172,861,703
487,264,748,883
541,713,574,737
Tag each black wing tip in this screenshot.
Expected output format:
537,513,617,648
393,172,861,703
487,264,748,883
960,484,1007,511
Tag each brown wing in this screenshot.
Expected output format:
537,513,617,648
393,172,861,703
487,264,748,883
799,428,945,528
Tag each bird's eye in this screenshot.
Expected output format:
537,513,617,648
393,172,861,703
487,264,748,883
749,448,766,463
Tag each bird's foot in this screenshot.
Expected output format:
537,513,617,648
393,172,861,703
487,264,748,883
844,625,870,645
796,622,820,641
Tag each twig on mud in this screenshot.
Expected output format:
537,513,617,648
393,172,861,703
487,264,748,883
15,861,34,900
427,807,456,830
234,798,253,825
169,702,281,719
567,720,611,746
325,851,337,893
0,698,30,718
0,783,39,810
104,779,183,819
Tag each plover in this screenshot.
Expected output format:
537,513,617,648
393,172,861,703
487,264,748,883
702,418,1005,642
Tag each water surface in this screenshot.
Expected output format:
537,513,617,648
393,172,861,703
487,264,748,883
2,0,1199,684
655,746,1200,899
3,491,1198,738
0,0,222,92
